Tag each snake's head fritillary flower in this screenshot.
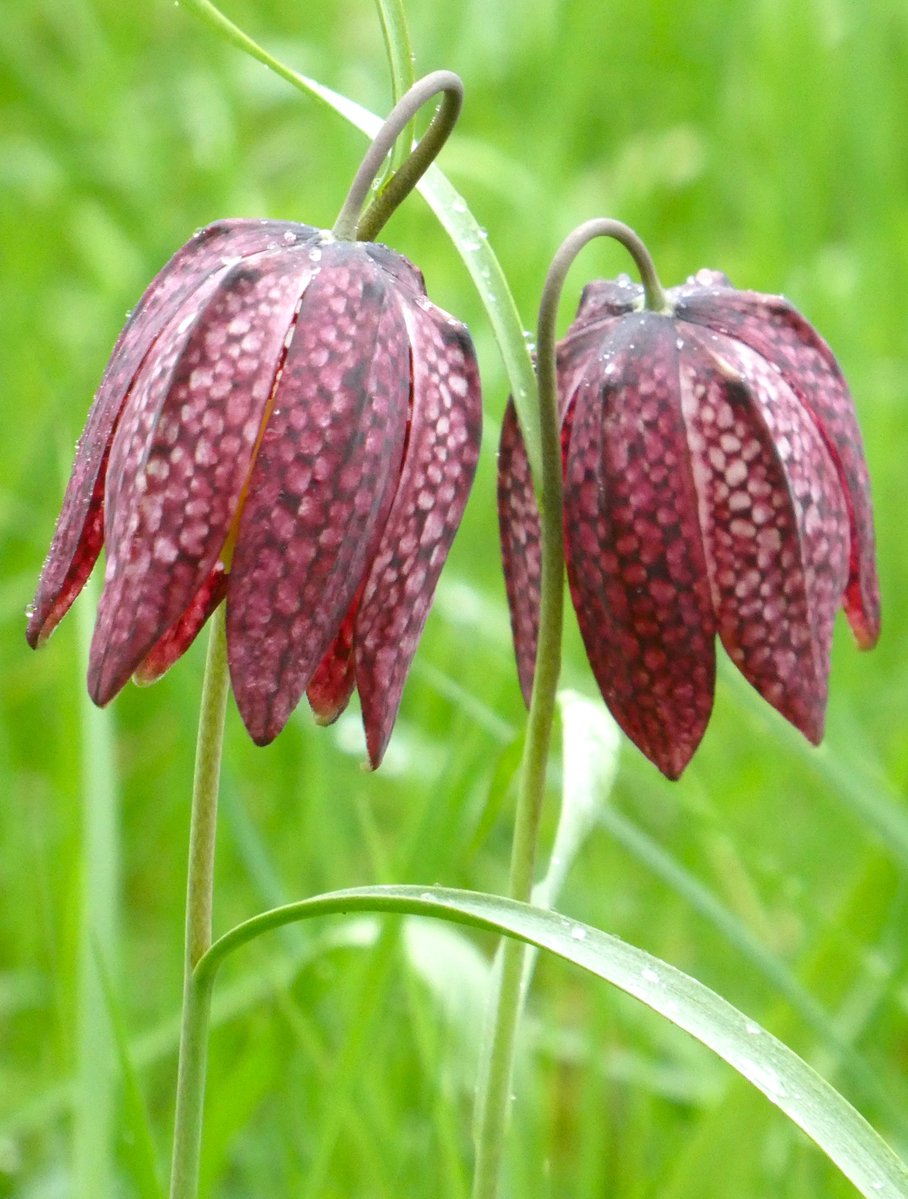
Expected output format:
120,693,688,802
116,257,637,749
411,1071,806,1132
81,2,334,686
499,266,879,779
27,219,481,767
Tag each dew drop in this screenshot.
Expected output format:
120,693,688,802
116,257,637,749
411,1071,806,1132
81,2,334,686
570,924,587,942
744,1019,761,1036
24,602,35,620
309,247,322,263
451,197,467,214
641,966,660,985
419,891,434,903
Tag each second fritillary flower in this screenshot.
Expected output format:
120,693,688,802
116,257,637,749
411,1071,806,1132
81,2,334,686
499,233,879,778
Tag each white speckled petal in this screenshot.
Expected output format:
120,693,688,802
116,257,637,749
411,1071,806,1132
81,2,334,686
27,219,313,648
563,315,716,779
88,247,315,704
227,245,409,746
682,325,850,741
355,295,482,768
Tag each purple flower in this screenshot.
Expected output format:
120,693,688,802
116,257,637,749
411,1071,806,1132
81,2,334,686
499,269,879,778
28,219,482,767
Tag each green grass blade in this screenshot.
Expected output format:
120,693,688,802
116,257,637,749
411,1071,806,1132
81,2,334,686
95,951,165,1199
73,576,120,1199
372,0,416,173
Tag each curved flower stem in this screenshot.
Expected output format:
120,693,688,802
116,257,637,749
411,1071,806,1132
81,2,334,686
471,218,666,1199
168,605,230,1199
603,218,670,313
332,70,463,242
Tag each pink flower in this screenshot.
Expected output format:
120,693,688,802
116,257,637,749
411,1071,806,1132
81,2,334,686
499,269,879,778
28,219,482,767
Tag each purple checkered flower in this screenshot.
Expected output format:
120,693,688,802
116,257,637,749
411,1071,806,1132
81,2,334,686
28,219,481,766
499,267,879,778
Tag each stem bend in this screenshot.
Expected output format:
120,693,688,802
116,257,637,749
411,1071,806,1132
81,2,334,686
542,218,669,318
333,69,464,242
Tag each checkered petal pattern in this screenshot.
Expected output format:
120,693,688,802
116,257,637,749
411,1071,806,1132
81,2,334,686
28,221,482,767
498,271,878,778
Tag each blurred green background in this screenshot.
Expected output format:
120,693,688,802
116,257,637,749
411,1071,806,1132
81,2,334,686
2,0,907,1195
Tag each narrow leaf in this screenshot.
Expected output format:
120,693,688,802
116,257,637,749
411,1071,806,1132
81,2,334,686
199,886,908,1199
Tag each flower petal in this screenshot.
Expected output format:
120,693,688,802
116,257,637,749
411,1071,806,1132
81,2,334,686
306,591,361,726
27,219,311,648
497,307,631,706
572,277,644,327
497,397,542,705
681,326,850,742
564,316,716,779
355,298,482,768
676,288,879,647
227,246,410,745
132,563,229,685
88,247,315,704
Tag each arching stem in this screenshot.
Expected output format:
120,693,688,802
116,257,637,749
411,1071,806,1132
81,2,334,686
471,218,666,1199
332,70,463,242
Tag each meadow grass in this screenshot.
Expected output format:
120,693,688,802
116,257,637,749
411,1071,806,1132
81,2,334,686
2,0,907,1195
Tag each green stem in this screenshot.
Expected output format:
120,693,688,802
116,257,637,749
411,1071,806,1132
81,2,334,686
470,218,667,1199
168,605,230,1199
332,70,463,242
469,232,569,1199
609,219,669,313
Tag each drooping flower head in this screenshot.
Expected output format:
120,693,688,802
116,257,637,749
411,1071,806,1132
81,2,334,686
28,76,482,767
499,231,879,779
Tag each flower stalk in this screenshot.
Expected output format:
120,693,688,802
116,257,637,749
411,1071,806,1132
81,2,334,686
473,219,686,1197
333,70,463,242
472,226,593,1198
168,604,229,1199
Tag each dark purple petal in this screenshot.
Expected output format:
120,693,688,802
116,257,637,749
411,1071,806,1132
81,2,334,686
355,297,482,768
27,219,312,648
497,398,542,705
497,312,628,707
227,246,410,745
564,316,716,779
133,563,229,685
306,595,360,725
682,326,850,740
88,248,315,704
572,277,644,327
677,288,879,647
